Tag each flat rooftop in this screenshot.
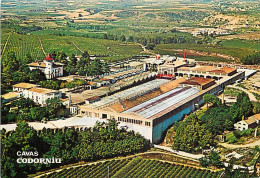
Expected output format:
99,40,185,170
124,86,199,119
13,82,39,89
178,66,237,75
28,87,59,94
0,117,104,132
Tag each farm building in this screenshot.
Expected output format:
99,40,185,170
234,113,260,131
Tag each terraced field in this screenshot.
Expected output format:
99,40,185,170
40,157,222,178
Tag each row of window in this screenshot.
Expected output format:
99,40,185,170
118,117,144,125
80,111,151,126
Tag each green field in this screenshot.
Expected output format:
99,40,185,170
1,33,143,62
153,43,255,59
39,35,80,55
221,39,260,51
39,158,222,178
2,34,45,60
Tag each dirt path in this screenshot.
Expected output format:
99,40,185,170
66,37,84,53
37,35,46,56
138,43,153,54
1,33,11,58
218,139,260,149
228,85,257,102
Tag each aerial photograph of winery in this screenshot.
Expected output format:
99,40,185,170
1,0,260,177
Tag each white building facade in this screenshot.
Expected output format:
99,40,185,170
23,87,62,106
28,54,64,80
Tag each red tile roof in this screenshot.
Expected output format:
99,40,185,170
44,54,53,61
180,77,215,86
210,67,236,74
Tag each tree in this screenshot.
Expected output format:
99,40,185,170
241,52,260,65
128,36,134,42
146,43,156,50
230,92,253,121
28,69,46,83
46,98,66,119
101,61,110,74
56,52,68,65
12,71,30,84
203,94,221,109
173,113,214,152
120,35,126,42
253,102,260,114
208,151,223,168
199,157,210,167
30,107,46,121
88,58,102,76
201,107,234,135
200,151,223,168
82,51,90,59
2,51,20,74
1,51,20,90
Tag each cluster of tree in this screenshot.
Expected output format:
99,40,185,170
1,50,109,94
172,92,254,153
161,10,208,21
38,80,64,90
1,98,69,124
241,52,260,65
226,128,256,144
2,21,42,34
135,35,196,47
172,113,214,152
199,151,223,168
253,102,260,114
65,79,87,89
1,52,46,94
53,51,110,76
1,120,150,177
38,79,86,90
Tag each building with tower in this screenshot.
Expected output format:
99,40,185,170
28,54,64,79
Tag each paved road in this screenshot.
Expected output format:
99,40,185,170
218,139,260,149
228,85,257,102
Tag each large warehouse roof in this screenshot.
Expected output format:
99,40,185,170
124,86,199,118
90,79,169,109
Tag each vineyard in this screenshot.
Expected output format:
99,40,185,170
69,36,143,61
40,157,222,178
1,34,45,60
1,32,143,62
39,35,81,56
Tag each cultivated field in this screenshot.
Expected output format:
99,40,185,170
2,34,45,60
1,33,143,62
40,158,222,178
